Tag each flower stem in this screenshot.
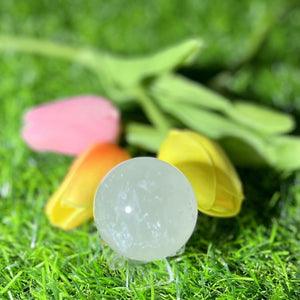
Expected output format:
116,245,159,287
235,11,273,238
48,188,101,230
0,34,102,70
0,35,76,58
135,86,170,132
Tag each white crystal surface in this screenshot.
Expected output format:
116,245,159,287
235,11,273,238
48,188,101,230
94,157,198,262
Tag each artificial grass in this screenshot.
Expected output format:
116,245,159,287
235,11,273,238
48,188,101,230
1,1,300,299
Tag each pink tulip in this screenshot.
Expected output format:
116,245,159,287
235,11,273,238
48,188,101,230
22,95,120,155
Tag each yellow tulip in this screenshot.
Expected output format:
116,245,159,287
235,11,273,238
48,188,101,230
157,130,244,217
46,143,130,230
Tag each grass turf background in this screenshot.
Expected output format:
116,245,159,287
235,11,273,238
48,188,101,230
0,0,300,299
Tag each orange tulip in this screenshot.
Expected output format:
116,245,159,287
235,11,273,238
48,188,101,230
46,143,130,230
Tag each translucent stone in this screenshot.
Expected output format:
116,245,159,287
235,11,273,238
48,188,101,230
94,157,198,262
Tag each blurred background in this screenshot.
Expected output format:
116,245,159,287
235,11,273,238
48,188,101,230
1,0,299,112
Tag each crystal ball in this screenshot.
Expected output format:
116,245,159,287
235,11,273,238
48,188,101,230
94,157,198,262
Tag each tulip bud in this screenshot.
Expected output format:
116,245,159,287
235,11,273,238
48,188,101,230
158,130,244,217
46,143,130,230
22,96,120,155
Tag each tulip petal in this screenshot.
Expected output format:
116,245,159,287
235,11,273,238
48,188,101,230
158,130,244,217
204,186,242,217
158,130,216,210
22,95,120,155
174,161,217,211
184,131,244,200
46,143,130,230
47,196,93,231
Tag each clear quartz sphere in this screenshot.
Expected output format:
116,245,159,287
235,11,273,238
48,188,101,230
94,157,198,262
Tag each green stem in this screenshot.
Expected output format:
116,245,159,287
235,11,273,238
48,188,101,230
0,34,119,100
0,35,103,70
135,86,170,132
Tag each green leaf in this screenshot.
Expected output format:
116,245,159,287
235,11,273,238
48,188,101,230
104,39,203,89
158,100,247,138
151,74,295,136
227,101,295,135
270,135,300,171
220,136,273,167
150,74,232,111
126,123,167,153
